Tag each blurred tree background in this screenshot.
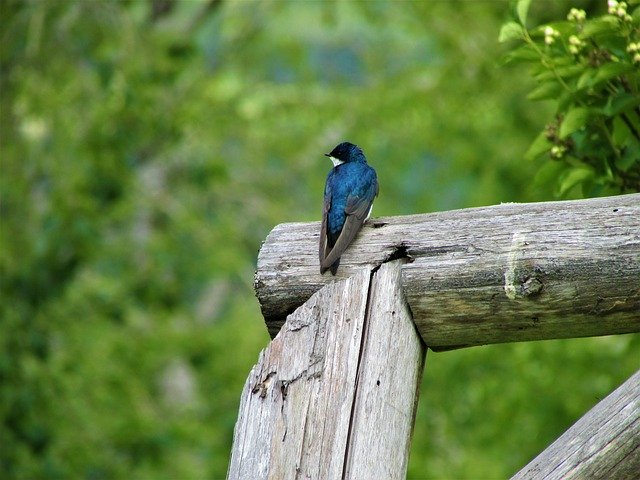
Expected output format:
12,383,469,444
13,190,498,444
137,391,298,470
1,0,638,479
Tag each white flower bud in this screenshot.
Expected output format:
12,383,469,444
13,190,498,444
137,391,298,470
550,145,566,159
567,8,587,22
543,26,559,45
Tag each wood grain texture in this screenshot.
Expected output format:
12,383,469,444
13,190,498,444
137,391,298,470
229,262,425,480
511,369,640,480
343,261,426,479
228,269,371,480
255,194,640,348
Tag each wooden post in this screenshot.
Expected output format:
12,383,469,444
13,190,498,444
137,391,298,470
227,261,425,480
512,369,640,480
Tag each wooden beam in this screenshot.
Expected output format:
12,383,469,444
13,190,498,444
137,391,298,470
255,193,640,349
228,261,425,480
511,368,640,480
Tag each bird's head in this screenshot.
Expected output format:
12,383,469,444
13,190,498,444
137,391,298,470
325,142,366,167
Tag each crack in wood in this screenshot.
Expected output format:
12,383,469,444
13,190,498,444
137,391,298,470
251,371,276,399
341,266,376,480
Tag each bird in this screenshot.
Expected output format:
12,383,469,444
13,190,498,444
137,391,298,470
319,142,379,275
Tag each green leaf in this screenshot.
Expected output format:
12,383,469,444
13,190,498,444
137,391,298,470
558,166,595,196
612,117,630,145
499,21,524,42
517,0,532,26
581,17,618,37
557,90,579,112
560,107,591,138
525,130,553,160
577,69,597,90
617,138,640,171
501,44,539,64
527,81,563,101
557,64,588,79
532,160,566,192
593,62,634,85
535,64,584,82
603,92,640,116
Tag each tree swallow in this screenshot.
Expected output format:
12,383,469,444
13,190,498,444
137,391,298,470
319,142,379,275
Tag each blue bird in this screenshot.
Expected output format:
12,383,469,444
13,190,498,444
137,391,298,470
319,142,379,275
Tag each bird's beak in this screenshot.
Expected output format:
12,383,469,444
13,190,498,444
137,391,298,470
324,153,331,157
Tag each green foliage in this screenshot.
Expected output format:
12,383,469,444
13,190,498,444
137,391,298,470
502,0,640,197
413,335,640,479
1,1,638,479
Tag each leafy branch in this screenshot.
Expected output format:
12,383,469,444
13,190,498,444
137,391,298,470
500,0,640,196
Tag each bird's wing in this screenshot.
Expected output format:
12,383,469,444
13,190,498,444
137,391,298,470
320,189,375,272
319,186,331,270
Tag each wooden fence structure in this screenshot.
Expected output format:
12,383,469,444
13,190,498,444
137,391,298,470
228,193,640,479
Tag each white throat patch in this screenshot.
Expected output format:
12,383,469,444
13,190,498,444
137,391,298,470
329,156,345,167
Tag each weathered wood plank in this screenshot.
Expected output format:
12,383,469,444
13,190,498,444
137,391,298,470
511,368,640,480
343,261,426,479
229,261,425,480
228,269,371,480
255,193,640,348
